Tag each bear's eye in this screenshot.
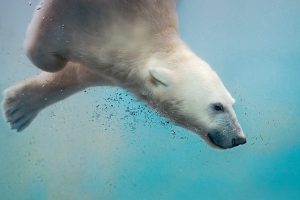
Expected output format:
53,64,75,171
212,103,224,112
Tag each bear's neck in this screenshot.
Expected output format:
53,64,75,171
114,35,200,105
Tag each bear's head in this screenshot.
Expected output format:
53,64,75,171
145,56,246,149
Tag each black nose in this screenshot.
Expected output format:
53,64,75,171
232,137,247,147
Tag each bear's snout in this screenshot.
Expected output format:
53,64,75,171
207,130,247,149
232,136,247,147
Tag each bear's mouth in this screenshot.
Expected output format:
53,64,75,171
191,128,226,150
206,134,226,150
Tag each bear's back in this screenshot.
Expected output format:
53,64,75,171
25,0,178,71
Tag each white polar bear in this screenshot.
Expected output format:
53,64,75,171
2,0,246,149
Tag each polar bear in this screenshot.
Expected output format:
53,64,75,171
2,0,246,149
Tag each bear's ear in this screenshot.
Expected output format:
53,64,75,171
149,68,172,87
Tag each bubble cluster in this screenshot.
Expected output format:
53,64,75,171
89,89,185,139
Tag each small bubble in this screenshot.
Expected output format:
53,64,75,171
36,2,43,10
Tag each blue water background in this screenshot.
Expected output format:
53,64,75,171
0,0,300,199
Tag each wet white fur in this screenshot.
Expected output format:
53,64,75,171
2,0,244,148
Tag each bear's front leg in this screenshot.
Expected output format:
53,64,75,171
2,62,106,131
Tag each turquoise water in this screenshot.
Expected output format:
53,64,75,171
0,0,300,199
